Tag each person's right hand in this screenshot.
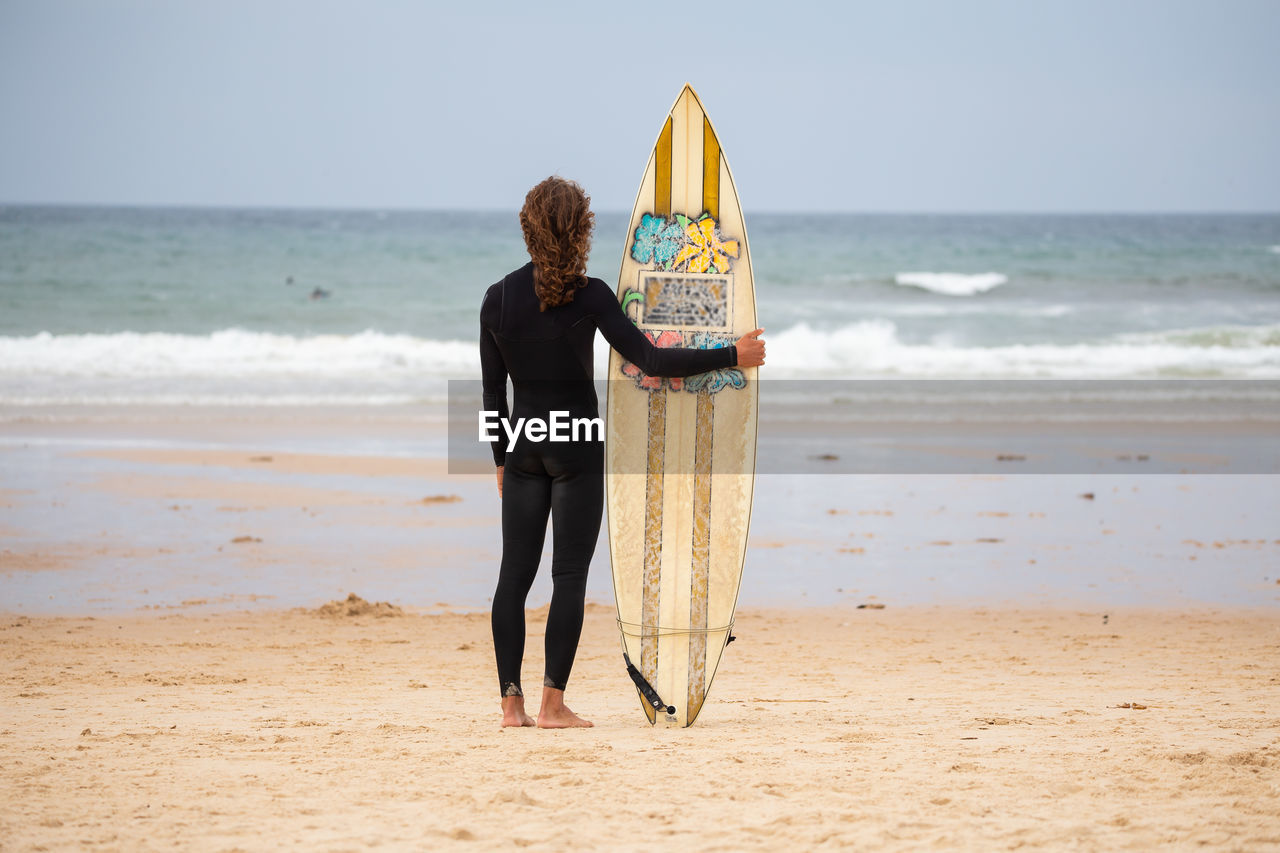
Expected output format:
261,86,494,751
735,328,766,367
496,465,504,498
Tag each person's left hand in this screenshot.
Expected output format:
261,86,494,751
496,465,504,498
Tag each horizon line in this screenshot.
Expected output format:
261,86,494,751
3,200,1279,217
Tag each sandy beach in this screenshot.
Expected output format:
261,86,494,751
2,405,1279,849
4,602,1279,850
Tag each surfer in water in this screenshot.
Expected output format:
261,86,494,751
480,176,765,728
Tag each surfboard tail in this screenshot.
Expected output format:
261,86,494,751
624,653,675,713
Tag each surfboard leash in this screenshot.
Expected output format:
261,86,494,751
618,622,738,718
622,652,676,716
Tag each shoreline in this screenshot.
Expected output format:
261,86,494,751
6,395,1277,476
3,403,1278,616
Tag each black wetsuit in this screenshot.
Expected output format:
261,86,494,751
480,262,737,697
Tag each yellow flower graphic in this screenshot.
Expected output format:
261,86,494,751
672,215,739,274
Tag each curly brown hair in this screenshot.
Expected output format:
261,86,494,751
519,176,595,310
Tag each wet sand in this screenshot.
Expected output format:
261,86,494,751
3,406,1278,613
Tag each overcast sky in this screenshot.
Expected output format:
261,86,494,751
1,0,1277,212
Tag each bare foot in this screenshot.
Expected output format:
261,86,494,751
537,705,593,728
537,686,593,728
502,710,536,728
500,695,536,728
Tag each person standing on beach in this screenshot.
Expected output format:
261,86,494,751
480,176,765,728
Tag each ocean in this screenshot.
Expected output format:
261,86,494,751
1,206,1278,407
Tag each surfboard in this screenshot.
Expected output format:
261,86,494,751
606,84,758,727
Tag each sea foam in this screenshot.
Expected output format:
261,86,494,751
764,321,1280,379
3,322,1279,407
0,328,479,378
893,272,1008,296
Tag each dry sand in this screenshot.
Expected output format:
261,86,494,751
4,601,1278,851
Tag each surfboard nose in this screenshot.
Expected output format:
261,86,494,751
671,83,705,113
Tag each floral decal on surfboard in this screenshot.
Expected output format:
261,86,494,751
630,212,739,274
621,209,746,393
620,329,685,391
618,322,745,395
681,332,745,394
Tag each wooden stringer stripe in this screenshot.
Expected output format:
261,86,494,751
654,117,672,218
702,116,719,220
687,389,714,722
637,112,674,724
686,116,722,724
640,388,667,723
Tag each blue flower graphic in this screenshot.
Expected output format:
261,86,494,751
630,214,686,269
683,332,746,394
